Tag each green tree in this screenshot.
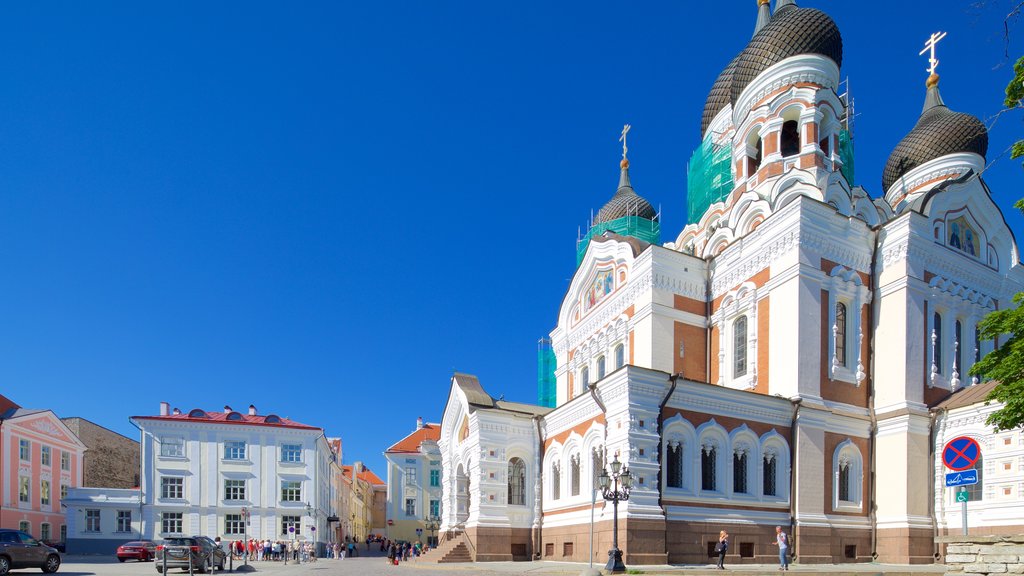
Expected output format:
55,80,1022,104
967,52,1024,431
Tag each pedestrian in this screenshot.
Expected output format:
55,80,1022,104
716,530,728,570
773,526,790,571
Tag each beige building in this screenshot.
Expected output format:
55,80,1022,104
341,462,384,542
384,418,442,545
61,417,140,489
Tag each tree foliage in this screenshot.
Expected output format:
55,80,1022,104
971,290,1024,431
1007,55,1024,166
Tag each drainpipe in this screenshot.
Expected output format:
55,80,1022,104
588,381,609,566
867,227,880,561
533,415,544,560
788,398,802,560
656,375,680,510
706,278,713,383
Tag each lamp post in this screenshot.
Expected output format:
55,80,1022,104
424,516,440,548
598,455,633,574
240,507,250,568
306,503,318,559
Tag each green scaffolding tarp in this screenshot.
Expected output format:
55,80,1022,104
839,128,855,185
686,133,733,225
576,216,661,266
537,338,556,408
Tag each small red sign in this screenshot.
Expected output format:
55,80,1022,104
943,436,981,471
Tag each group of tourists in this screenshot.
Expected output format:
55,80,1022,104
714,526,790,571
379,537,425,565
217,538,318,562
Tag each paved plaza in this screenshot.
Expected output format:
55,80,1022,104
19,553,950,576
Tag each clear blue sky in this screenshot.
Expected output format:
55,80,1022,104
2,1,1022,476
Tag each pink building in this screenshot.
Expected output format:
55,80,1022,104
0,393,86,544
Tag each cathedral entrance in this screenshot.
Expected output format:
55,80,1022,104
456,463,469,524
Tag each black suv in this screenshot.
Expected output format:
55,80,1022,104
156,536,225,573
0,529,61,574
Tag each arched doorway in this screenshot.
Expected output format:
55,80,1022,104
456,463,469,524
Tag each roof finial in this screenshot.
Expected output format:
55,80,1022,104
920,31,947,82
619,124,631,168
754,0,771,36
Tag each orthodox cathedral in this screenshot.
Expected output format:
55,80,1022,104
433,0,1024,566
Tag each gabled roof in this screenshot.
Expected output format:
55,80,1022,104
341,465,385,486
385,423,441,454
932,380,1000,411
0,393,20,416
132,410,318,430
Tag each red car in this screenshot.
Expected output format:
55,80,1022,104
117,540,157,562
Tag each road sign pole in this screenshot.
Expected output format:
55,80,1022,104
961,487,968,535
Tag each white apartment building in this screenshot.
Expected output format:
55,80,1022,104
384,417,441,545
130,403,334,552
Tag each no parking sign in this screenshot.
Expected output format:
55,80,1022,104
942,436,981,471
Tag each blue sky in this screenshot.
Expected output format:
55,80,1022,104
2,0,1022,476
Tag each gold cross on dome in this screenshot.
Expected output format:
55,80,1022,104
919,31,948,76
619,124,631,160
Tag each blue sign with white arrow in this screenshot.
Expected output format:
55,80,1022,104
945,469,979,487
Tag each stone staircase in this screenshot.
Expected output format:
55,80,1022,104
417,530,473,563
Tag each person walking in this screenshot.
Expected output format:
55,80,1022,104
773,526,790,571
715,530,729,570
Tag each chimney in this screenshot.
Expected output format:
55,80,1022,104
172,407,181,415
160,402,170,416
248,404,257,416
224,405,232,414
355,461,364,473
416,417,424,430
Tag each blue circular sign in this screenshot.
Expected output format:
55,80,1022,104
943,436,981,471
288,526,295,533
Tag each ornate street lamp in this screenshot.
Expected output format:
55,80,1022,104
424,516,440,547
240,507,250,568
598,455,633,574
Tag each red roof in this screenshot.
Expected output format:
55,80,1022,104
341,465,385,486
385,423,441,453
0,393,20,415
132,410,318,430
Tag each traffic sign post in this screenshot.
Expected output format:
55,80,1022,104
943,437,981,537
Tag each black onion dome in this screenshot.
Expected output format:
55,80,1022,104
729,5,843,105
701,55,740,137
881,78,988,193
594,160,657,224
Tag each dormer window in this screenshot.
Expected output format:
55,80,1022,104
781,120,800,157
265,414,282,424
188,409,207,418
226,412,242,421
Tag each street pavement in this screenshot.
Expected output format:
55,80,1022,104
35,552,951,576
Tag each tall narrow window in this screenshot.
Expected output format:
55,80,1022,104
614,344,625,370
734,316,748,377
570,455,581,497
974,324,981,364
41,446,51,467
592,447,605,489
19,440,30,461
781,120,800,157
763,454,777,496
40,480,50,506
835,303,847,367
597,356,606,380
580,367,589,390
747,137,763,176
39,524,51,541
430,469,440,487
733,451,748,494
85,510,101,533
552,462,561,500
964,455,984,501
19,477,30,503
934,312,943,374
667,443,683,488
701,445,717,491
838,461,851,502
508,458,525,505
955,320,964,376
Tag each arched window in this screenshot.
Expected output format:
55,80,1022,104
964,455,984,501
763,452,777,496
835,303,847,367
747,136,763,176
833,440,863,510
597,356,606,381
614,344,625,370
591,447,605,489
933,312,943,374
701,444,717,491
552,462,561,500
508,458,525,506
734,316,748,377
570,455,581,497
781,120,800,157
580,367,590,390
733,450,748,494
667,442,683,488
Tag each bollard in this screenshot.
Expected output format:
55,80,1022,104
188,551,194,576
163,551,168,575
229,550,233,573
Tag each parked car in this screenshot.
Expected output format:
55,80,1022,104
155,537,225,573
117,540,157,562
0,529,61,574
39,541,65,554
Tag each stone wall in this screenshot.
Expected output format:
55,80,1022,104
939,535,1024,576
61,417,140,488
